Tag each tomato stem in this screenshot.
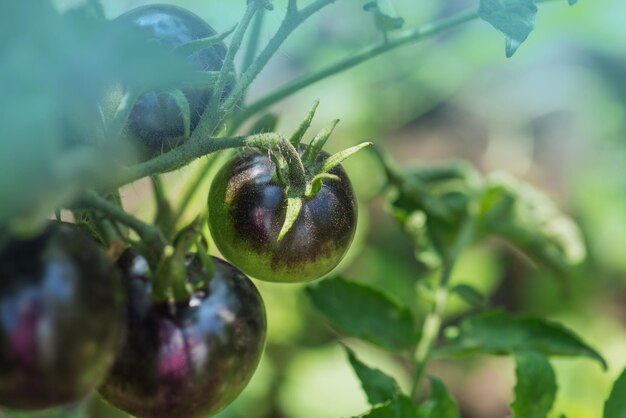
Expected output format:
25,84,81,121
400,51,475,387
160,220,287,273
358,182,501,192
410,210,477,399
78,191,167,267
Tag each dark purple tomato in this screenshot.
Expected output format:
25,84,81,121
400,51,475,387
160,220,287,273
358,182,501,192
113,4,227,152
99,252,266,418
0,224,124,410
208,147,358,283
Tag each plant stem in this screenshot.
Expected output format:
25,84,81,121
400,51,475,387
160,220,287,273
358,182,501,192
242,8,266,73
194,1,263,139
78,191,167,264
221,0,336,117
236,8,478,124
410,214,476,399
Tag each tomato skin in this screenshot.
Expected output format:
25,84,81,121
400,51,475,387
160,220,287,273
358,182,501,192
113,4,227,151
208,148,358,283
0,224,124,410
99,253,266,418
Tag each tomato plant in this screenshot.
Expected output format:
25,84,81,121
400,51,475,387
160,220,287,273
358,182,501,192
208,144,358,283
1,0,625,418
0,224,124,410
99,251,266,418
110,4,228,155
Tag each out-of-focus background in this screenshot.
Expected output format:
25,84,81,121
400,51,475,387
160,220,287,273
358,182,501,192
15,0,626,417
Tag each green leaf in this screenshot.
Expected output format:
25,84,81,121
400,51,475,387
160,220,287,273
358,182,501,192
450,284,486,308
306,277,419,351
417,377,460,418
511,351,557,418
436,310,607,369
356,396,419,418
604,367,626,418
480,172,586,276
345,347,400,405
478,0,537,57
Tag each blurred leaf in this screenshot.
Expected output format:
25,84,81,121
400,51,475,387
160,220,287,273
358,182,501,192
417,377,460,418
345,347,400,406
0,0,200,228
479,172,586,277
435,310,607,369
450,284,486,308
604,367,626,418
306,277,419,351
511,351,557,418
568,0,577,5
478,0,537,57
363,1,405,33
355,396,419,418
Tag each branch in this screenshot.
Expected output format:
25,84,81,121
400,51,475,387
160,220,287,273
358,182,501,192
236,8,478,124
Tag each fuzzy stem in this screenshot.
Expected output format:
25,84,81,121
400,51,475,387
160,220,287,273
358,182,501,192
78,191,167,264
236,8,477,123
410,215,476,399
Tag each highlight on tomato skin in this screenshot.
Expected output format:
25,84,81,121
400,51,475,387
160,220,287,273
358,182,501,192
0,224,125,411
208,147,358,283
110,4,228,153
99,252,267,418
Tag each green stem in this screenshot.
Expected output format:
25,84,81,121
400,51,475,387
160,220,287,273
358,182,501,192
236,8,477,124
410,214,476,399
193,1,263,139
242,8,266,72
101,135,256,190
172,152,224,228
78,191,167,264
221,0,336,117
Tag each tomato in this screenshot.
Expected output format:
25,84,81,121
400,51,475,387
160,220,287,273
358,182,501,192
99,252,266,418
208,147,358,283
0,224,124,410
112,4,227,152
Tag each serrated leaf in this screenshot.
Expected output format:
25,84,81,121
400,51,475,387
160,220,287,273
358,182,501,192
604,367,626,418
435,310,607,369
306,277,419,351
480,172,586,276
417,377,460,418
345,347,400,405
356,395,419,418
511,351,557,418
478,0,537,57
450,284,486,308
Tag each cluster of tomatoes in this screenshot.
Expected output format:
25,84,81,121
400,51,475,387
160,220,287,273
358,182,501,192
0,4,358,418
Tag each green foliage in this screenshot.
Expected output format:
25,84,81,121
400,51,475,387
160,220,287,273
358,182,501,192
478,0,537,57
345,347,400,406
436,310,607,369
356,396,419,418
417,378,460,418
450,284,486,309
479,172,586,276
511,351,557,418
604,367,626,418
306,277,419,351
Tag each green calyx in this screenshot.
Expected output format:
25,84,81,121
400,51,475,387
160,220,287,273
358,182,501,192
253,101,371,242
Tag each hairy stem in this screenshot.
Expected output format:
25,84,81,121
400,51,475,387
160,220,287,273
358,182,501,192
78,191,168,264
236,8,477,123
222,0,336,117
103,133,287,190
410,214,475,399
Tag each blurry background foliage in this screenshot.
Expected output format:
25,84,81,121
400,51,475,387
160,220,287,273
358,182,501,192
2,0,626,417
